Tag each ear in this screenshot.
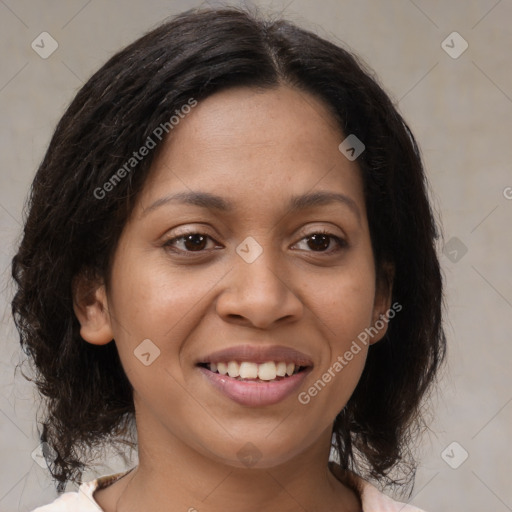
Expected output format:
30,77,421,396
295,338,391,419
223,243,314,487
369,262,395,345
72,270,114,345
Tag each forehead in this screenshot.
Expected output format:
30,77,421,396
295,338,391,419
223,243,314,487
135,85,364,216
166,85,342,159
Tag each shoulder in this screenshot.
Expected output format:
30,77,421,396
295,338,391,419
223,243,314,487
358,479,427,511
30,471,130,512
331,465,428,512
29,482,100,511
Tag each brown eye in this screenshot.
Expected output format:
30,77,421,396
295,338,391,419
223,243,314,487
163,232,216,255
294,231,347,254
307,233,331,251
181,233,208,251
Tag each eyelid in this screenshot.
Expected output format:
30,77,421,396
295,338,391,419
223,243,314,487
167,222,347,241
294,223,346,241
162,228,219,251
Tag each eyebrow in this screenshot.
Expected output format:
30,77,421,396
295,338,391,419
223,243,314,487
142,190,361,223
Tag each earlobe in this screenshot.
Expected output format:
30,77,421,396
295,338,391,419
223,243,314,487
72,273,114,345
370,262,395,345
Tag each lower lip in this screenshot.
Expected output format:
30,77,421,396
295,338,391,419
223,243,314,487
198,366,311,407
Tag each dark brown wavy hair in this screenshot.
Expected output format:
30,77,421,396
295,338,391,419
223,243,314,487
11,5,446,496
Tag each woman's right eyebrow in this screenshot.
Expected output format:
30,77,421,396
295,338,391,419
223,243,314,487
141,190,361,225
142,190,232,216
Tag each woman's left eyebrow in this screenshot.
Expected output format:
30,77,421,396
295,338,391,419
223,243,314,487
141,190,361,224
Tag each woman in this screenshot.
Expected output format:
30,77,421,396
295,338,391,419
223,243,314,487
12,6,446,511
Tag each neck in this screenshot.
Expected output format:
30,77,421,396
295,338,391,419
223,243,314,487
113,417,360,512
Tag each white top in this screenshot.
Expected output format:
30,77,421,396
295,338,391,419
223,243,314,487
31,468,427,511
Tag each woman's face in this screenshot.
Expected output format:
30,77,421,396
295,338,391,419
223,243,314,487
81,85,391,469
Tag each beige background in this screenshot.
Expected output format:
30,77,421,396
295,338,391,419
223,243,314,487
1,0,511,511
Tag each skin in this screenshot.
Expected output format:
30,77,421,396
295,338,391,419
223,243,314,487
73,84,392,512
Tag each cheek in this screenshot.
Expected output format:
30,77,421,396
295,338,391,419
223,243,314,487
305,260,375,406
108,251,202,334
309,262,377,341
106,252,223,376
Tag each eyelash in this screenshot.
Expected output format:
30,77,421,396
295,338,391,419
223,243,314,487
162,229,347,258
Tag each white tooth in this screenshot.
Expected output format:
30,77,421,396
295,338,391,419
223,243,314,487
258,362,277,381
217,362,228,375
286,363,295,376
227,361,240,378
239,362,258,379
210,362,217,373
276,362,287,377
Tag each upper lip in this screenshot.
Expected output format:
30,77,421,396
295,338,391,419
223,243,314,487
197,345,314,366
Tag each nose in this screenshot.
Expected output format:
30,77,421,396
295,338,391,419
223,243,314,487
215,242,304,329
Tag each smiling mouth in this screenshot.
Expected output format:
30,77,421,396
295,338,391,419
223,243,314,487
197,361,309,383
